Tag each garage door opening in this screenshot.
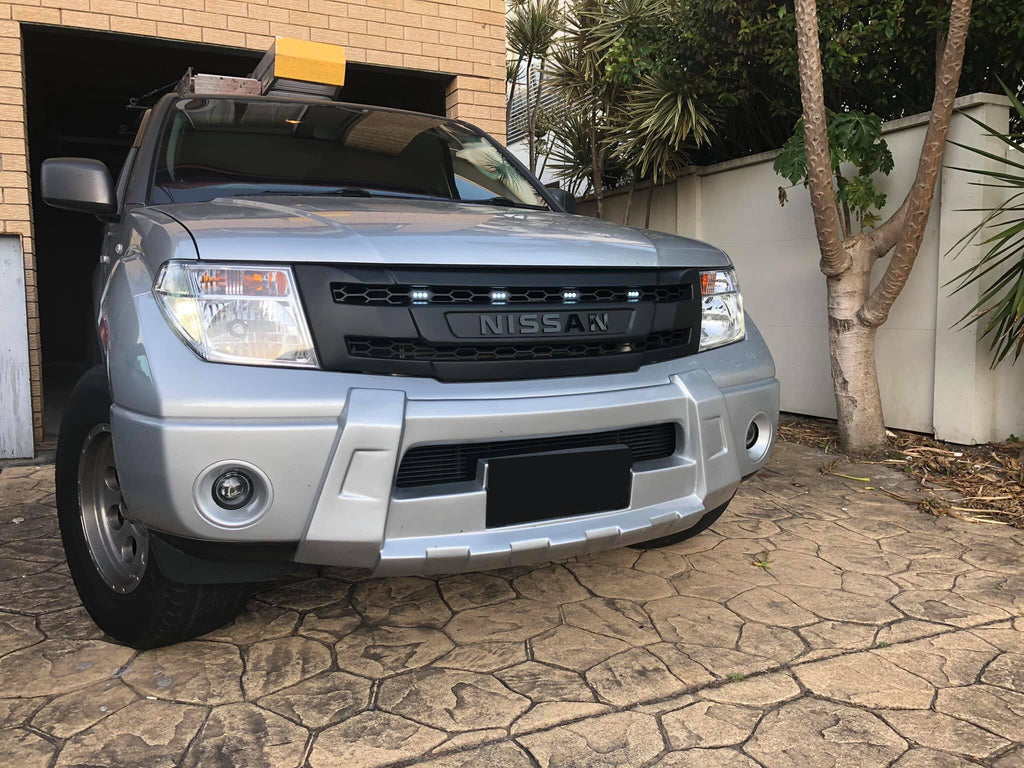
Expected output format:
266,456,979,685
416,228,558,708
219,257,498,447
23,24,452,444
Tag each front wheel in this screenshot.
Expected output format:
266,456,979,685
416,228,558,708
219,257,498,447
628,498,731,550
56,367,252,648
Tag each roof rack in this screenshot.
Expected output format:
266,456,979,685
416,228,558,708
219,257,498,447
175,37,347,100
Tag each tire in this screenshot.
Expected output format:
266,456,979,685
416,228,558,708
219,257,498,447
55,366,252,648
628,498,732,550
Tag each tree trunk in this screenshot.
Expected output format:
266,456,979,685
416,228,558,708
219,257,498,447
644,177,655,229
589,120,604,218
623,177,637,225
826,246,886,454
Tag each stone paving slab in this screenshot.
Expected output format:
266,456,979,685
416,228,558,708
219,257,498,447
0,443,1022,767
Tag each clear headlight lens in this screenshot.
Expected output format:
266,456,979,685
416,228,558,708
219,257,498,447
153,261,318,368
699,268,745,351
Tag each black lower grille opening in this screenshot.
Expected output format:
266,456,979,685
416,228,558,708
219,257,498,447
349,330,688,363
396,423,677,488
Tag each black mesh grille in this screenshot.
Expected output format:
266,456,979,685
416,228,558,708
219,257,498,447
396,423,677,488
331,282,689,306
348,330,688,362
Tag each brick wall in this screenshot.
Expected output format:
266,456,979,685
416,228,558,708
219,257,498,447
0,0,506,446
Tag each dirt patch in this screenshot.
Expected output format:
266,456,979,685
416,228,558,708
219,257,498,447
779,414,1023,528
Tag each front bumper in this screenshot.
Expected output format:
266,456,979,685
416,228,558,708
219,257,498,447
112,367,778,576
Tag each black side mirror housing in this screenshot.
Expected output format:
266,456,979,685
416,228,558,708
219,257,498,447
41,158,117,216
548,188,577,214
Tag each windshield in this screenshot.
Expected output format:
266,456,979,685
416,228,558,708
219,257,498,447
151,98,548,209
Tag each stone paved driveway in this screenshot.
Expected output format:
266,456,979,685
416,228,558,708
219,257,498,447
0,442,1022,768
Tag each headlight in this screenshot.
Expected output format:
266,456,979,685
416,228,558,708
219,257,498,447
699,268,745,351
153,261,318,368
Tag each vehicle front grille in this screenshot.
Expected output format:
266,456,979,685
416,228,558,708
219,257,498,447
293,265,703,382
347,330,688,362
331,283,690,306
396,422,677,488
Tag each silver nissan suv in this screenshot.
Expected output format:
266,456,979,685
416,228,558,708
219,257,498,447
42,93,779,647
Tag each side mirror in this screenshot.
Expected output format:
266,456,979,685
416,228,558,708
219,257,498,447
548,188,576,215
41,158,116,215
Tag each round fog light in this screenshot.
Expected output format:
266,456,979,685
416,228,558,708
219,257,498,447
213,471,253,510
745,421,759,450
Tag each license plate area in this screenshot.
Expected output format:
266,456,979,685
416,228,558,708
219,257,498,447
485,445,632,528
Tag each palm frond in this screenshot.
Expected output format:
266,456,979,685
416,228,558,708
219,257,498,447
947,80,1024,365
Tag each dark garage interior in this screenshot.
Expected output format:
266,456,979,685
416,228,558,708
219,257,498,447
23,24,451,441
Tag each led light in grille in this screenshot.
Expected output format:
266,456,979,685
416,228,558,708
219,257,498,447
626,289,641,301
490,289,509,303
409,288,432,303
562,289,579,302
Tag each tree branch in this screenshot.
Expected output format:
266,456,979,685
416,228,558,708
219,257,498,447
859,0,972,327
793,0,851,277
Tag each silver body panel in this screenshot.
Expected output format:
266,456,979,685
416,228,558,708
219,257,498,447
99,195,778,574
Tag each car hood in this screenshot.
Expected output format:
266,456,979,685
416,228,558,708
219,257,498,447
147,196,730,268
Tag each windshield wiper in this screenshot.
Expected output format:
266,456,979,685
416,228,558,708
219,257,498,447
460,196,547,210
236,186,374,198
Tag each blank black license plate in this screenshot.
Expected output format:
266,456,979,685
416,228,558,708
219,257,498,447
485,445,632,528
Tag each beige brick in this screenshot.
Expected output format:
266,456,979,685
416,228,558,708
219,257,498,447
90,0,136,16
438,57,473,76
454,19,485,36
0,203,30,220
159,0,204,11
404,25,436,42
0,69,19,87
0,36,17,53
347,31,384,48
363,48,402,67
248,3,289,21
0,20,18,36
401,53,437,70
205,0,246,15
42,0,90,11
110,14,157,32
343,45,366,61
268,0,307,10
421,41,449,58
183,9,227,26
0,5,11,19
367,0,402,9
137,3,183,21
0,86,23,105
0,119,21,138
327,14,363,31
0,53,18,71
420,15,454,31
385,36,419,54
309,0,348,15
61,9,111,27
473,61,501,79
309,27,346,44
157,20,203,40
13,5,61,22
456,45,488,64
2,152,25,171
0,170,27,186
225,14,266,33
365,19,398,37
347,4,384,21
403,0,437,14
288,9,327,26
3,186,27,204
245,32,274,48
203,26,246,45
266,21,310,37
471,8,500,24
384,8,418,25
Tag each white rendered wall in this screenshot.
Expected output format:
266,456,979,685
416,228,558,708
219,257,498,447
580,94,1022,444
0,235,33,458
